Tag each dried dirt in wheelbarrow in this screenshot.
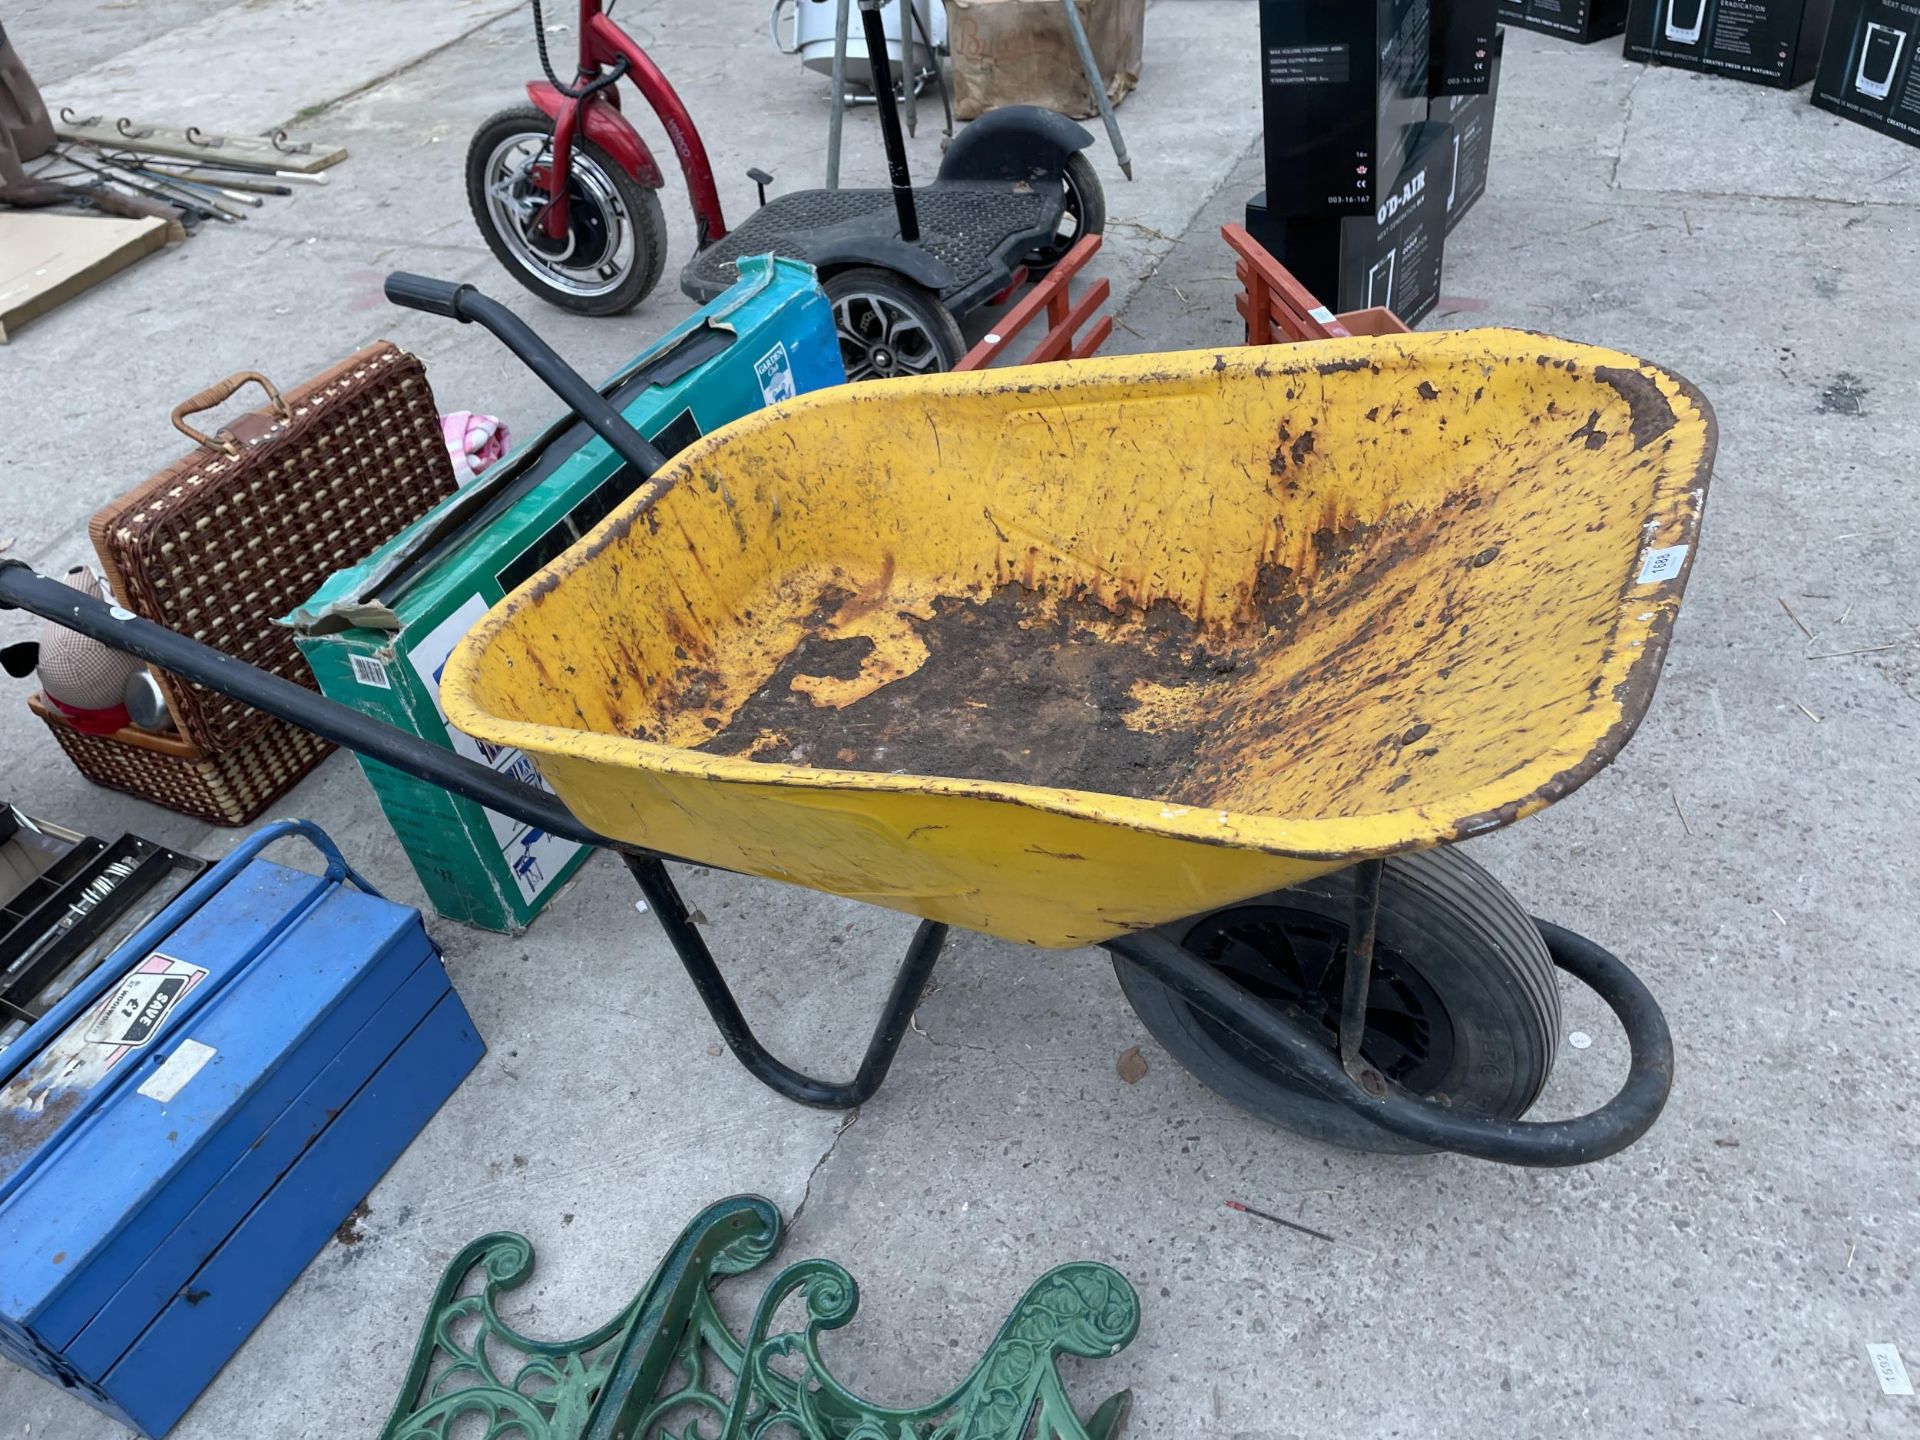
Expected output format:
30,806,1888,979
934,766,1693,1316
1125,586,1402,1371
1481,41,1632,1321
698,581,1261,804
681,501,1475,810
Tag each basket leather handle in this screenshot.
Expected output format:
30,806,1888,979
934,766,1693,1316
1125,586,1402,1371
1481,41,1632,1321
170,370,292,455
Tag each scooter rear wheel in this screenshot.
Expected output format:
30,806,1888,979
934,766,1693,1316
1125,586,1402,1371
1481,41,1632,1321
467,104,668,315
1022,151,1106,277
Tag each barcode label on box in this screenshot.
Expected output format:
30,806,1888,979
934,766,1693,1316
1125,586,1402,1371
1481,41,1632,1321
350,654,392,689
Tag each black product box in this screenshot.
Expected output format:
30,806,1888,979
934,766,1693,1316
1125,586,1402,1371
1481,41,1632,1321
1246,120,1457,326
1625,0,1835,85
1813,0,1920,143
1432,0,1502,91
1431,30,1504,229
1259,0,1432,217
1497,0,1631,41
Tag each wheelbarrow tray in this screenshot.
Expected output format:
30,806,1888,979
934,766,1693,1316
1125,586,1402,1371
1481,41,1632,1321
443,331,1713,948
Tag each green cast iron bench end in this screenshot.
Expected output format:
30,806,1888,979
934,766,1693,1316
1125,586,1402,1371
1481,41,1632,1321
379,1193,1140,1440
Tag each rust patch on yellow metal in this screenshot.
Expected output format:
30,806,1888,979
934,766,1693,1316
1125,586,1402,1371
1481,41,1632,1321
700,579,1246,798
442,331,1716,948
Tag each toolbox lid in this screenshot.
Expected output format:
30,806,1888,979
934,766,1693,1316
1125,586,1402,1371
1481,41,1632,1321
0,856,422,1331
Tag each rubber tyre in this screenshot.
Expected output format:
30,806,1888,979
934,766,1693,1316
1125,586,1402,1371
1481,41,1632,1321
1022,151,1107,276
465,104,668,316
1112,847,1561,1154
823,267,967,379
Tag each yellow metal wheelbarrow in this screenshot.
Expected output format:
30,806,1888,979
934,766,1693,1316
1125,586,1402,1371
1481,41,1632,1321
2,276,1713,1165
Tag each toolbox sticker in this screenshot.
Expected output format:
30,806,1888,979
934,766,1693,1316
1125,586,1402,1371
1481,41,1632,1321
138,1038,217,1104
1,953,208,1142
1636,544,1689,585
84,953,208,1054
754,342,796,405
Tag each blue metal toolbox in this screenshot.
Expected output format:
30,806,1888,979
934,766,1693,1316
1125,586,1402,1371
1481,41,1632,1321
0,820,484,1436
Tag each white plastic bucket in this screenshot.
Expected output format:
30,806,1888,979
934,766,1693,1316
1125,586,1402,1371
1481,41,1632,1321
773,0,944,88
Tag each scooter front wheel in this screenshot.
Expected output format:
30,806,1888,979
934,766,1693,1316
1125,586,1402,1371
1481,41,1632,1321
823,267,966,380
466,104,668,316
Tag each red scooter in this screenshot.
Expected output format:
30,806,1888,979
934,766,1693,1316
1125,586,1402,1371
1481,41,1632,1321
466,0,727,315
468,0,1101,376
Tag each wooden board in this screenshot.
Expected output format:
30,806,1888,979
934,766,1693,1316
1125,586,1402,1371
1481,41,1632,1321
0,212,170,343
54,118,346,174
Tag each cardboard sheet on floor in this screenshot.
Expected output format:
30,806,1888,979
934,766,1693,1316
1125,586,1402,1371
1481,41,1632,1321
0,210,168,342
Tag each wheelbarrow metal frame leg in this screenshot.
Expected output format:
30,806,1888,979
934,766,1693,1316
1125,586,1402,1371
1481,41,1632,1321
1337,857,1388,1097
624,854,948,1109
1102,918,1674,1167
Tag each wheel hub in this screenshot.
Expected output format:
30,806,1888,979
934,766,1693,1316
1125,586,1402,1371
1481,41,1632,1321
519,177,611,267
1179,904,1458,1095
829,289,947,381
1024,167,1086,271
482,131,636,300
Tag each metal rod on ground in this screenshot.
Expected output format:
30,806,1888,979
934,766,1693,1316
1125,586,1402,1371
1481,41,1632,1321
94,155,249,220
138,157,330,187
859,0,919,242
1224,1200,1338,1245
63,146,233,216
1058,0,1132,178
143,158,329,185
127,166,292,196
59,150,223,222
231,166,327,186
123,163,264,207
826,0,850,188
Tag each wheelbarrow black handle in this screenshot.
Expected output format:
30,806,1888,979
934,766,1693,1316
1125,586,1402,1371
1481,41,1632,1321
1103,922,1674,1168
0,559,615,853
383,271,466,319
384,271,671,481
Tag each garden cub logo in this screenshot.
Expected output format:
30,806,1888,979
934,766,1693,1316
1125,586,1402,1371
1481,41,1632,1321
754,343,797,405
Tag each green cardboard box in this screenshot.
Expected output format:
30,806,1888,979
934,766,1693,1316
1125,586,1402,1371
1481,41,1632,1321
285,257,844,932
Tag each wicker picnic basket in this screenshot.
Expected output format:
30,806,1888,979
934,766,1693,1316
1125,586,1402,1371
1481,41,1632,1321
31,342,456,824
27,692,334,826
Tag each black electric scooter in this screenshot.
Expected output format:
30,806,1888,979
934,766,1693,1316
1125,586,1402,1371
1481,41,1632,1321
680,0,1105,378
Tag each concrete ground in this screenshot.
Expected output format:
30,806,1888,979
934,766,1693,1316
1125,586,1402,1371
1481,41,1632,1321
1,3,1915,1435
